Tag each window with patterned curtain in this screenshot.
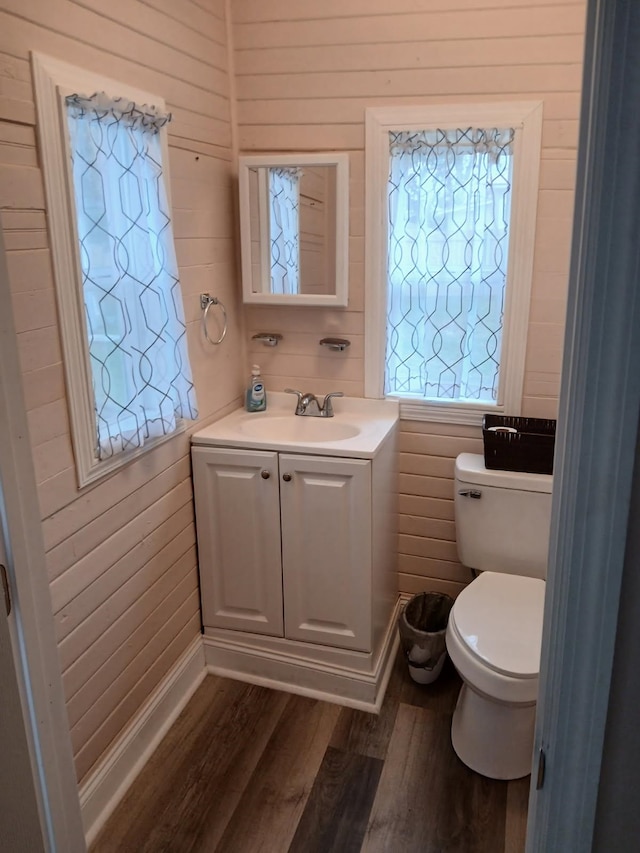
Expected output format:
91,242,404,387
269,166,300,295
64,92,198,461
385,127,514,404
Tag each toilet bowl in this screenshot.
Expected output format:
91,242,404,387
446,571,545,779
448,453,552,780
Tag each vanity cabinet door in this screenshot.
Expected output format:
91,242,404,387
279,454,372,652
192,446,284,636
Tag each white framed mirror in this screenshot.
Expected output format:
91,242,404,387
238,153,349,306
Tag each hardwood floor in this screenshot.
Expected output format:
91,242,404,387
91,651,529,853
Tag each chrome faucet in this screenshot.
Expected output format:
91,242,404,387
284,389,344,417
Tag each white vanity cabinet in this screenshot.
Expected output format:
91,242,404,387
192,447,372,652
190,393,399,712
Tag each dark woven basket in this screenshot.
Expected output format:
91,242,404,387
482,414,556,475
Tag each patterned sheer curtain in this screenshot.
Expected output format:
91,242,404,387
65,92,198,461
269,167,300,294
386,128,514,403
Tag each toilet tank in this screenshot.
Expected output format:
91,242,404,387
455,453,553,579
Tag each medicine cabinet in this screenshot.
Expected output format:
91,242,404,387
238,153,349,307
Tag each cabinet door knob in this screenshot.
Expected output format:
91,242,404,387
282,473,292,482
261,470,270,479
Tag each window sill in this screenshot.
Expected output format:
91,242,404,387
392,397,499,426
77,420,187,489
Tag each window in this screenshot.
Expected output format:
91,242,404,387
365,103,543,424
32,54,198,486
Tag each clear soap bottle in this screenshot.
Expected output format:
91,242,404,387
246,364,267,412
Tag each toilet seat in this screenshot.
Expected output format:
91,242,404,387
446,572,545,704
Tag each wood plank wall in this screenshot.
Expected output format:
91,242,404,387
0,0,244,784
231,0,586,598
0,0,587,788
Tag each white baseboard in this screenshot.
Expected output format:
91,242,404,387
79,635,206,847
203,597,402,714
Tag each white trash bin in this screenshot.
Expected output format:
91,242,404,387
398,592,454,684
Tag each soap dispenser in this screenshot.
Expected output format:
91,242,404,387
246,364,267,412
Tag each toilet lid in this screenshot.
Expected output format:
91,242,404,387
451,572,545,678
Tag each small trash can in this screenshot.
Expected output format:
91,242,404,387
398,592,454,684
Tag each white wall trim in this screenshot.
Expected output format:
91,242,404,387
204,597,402,714
0,225,86,852
79,636,206,847
30,52,182,490
364,100,543,419
238,152,350,307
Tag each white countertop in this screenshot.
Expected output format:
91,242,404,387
191,392,399,459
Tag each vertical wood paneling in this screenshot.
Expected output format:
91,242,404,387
0,0,243,784
231,0,586,595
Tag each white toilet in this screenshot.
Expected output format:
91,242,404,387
446,452,552,780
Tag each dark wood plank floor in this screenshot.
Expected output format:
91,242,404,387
91,651,529,853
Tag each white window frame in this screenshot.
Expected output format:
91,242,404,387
31,53,186,488
364,101,543,425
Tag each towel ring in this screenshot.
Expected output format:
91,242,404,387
200,293,227,345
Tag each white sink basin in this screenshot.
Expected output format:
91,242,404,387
192,392,399,458
240,416,360,443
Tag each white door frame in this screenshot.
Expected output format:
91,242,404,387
0,516,46,851
0,225,86,850
527,0,640,849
